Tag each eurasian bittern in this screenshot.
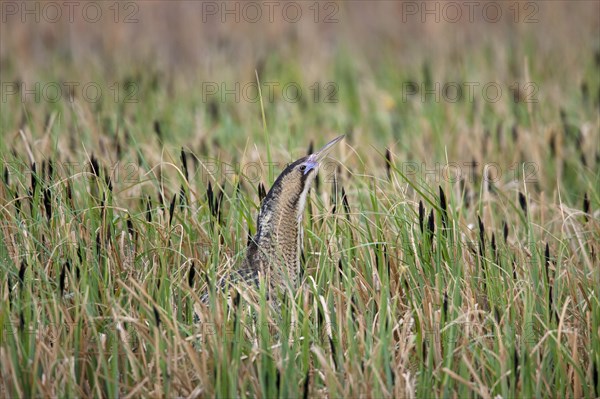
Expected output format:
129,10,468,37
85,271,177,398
205,135,344,303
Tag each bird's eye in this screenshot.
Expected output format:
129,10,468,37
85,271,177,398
299,165,306,172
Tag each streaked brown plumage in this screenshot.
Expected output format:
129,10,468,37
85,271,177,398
205,135,344,303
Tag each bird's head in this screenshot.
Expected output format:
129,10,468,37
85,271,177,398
259,135,344,223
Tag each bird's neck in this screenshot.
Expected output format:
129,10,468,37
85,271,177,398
253,195,303,287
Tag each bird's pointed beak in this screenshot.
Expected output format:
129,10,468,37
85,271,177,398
304,135,344,174
313,135,345,162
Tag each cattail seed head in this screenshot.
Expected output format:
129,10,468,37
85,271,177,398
153,120,163,141
427,209,435,239
126,216,134,238
7,276,13,309
43,188,52,220
302,371,310,399
188,262,196,286
549,133,556,158
30,162,37,196
439,186,448,230
18,261,26,285
581,81,589,103
592,360,599,395
518,192,527,215
95,231,101,257
153,305,161,326
512,124,519,141
385,148,392,180
258,182,266,202
2,164,8,187
59,262,67,293
418,200,425,233
169,193,177,226
89,155,99,178
583,192,590,222
477,215,485,257
180,147,189,181
146,196,153,222
544,243,552,282
207,182,214,212
216,185,224,224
